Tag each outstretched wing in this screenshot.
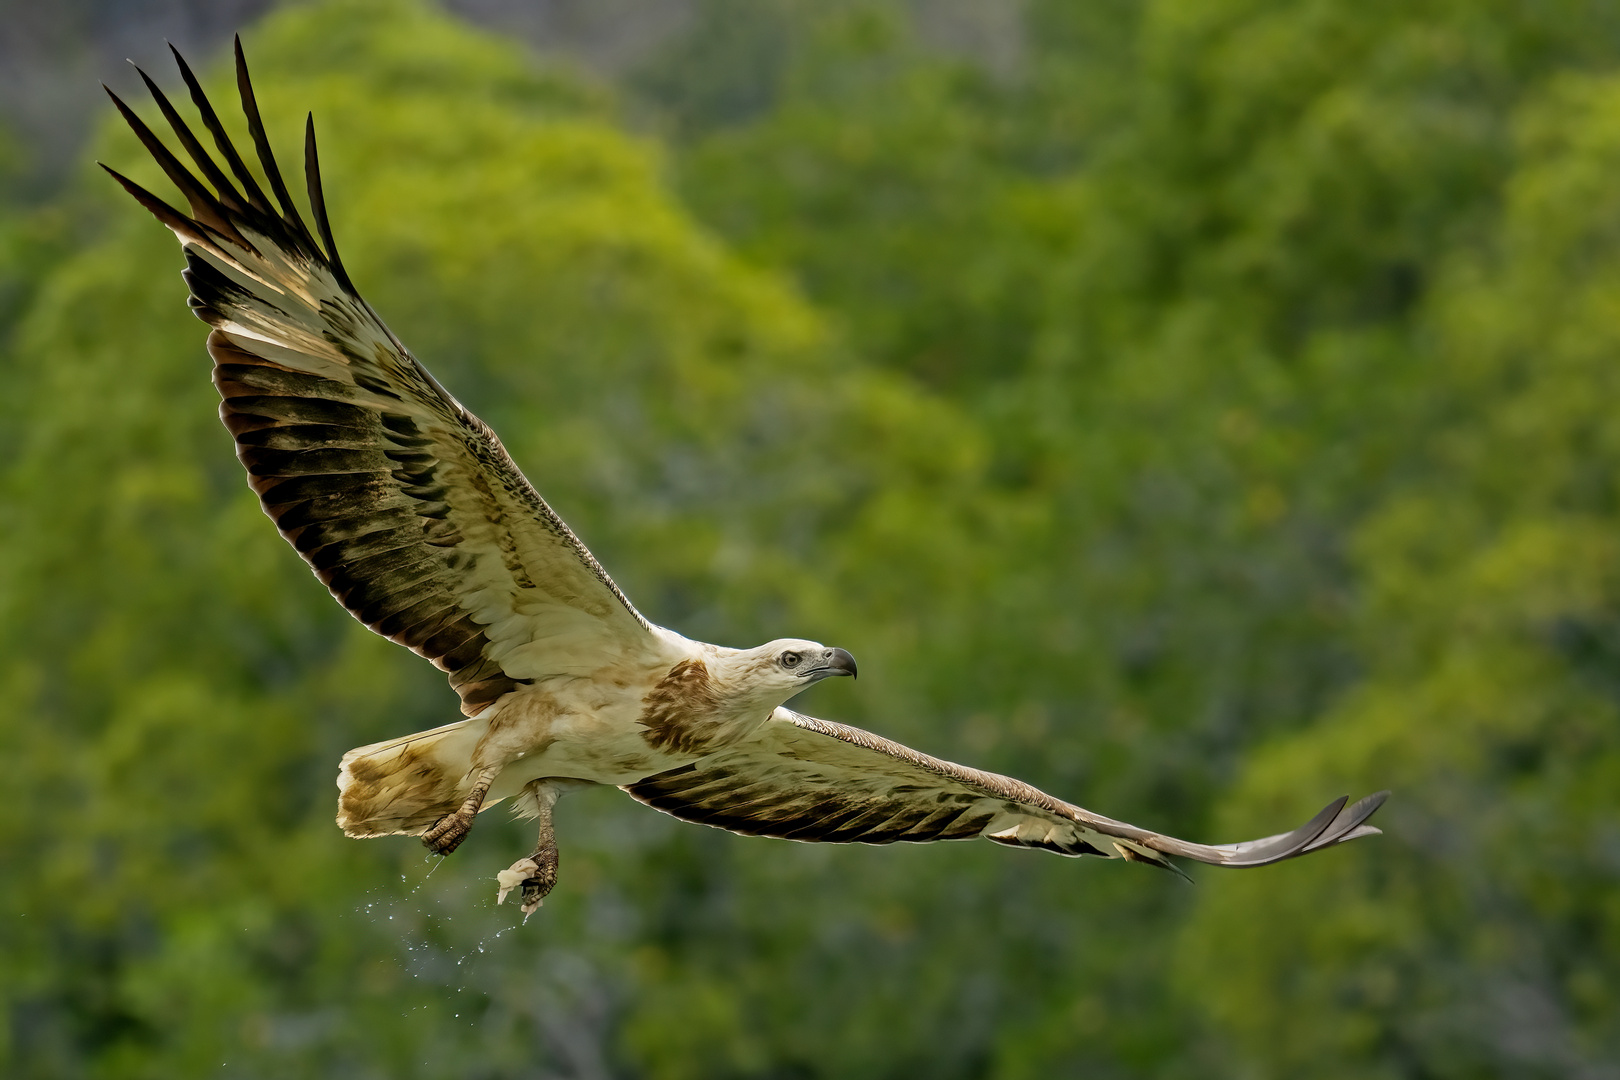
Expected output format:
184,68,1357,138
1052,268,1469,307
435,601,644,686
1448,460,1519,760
104,42,661,715
626,708,1387,873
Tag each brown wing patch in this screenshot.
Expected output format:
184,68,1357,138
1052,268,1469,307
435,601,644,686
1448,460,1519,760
638,659,723,755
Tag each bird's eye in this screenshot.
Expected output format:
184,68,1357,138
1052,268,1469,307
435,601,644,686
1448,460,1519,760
780,652,802,669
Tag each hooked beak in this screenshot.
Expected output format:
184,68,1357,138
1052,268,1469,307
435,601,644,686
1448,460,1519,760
803,647,858,681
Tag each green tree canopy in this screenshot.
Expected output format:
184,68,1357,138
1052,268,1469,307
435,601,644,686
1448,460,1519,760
5,0,1620,1076
1178,71,1620,1077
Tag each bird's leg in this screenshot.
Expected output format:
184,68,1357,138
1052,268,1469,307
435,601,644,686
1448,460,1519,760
422,766,499,856
496,780,563,916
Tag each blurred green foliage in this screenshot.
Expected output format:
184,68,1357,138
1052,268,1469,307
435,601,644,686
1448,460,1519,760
2,0,1619,1075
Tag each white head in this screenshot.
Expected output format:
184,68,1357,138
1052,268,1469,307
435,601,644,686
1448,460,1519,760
705,638,858,713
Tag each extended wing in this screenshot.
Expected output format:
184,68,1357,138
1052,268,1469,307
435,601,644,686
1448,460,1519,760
626,708,1387,874
104,42,660,715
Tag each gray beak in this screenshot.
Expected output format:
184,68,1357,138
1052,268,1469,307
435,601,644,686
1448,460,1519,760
814,647,857,680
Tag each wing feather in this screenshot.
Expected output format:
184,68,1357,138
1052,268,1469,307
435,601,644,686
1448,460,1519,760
107,44,665,714
625,709,1387,873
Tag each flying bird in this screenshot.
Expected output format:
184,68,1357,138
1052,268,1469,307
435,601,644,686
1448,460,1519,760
103,41,1387,915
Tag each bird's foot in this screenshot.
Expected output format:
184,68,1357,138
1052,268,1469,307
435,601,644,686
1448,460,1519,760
421,809,476,855
496,846,558,916
421,769,497,856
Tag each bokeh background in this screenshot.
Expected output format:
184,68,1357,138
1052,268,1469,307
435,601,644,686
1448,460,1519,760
4,0,1620,1076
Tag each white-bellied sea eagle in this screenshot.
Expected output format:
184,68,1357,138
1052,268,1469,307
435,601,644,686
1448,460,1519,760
102,42,1387,915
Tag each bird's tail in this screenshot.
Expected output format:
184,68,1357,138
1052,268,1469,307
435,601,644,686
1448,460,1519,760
336,718,485,837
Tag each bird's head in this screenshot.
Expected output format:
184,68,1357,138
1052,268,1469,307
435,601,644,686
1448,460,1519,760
709,638,858,711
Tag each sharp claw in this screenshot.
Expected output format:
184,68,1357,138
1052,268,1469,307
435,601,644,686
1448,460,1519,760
496,850,557,917
421,770,497,855
421,810,475,855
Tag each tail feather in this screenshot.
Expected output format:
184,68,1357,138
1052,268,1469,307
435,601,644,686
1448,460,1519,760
337,718,483,837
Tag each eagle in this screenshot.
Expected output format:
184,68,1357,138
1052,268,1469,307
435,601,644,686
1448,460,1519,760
103,41,1386,916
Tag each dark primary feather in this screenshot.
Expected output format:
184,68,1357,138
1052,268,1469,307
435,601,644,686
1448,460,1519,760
627,709,1388,874
303,112,356,293
231,35,315,248
169,42,275,215
104,42,655,714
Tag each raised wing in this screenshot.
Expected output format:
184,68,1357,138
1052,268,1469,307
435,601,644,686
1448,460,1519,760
626,708,1387,874
104,42,660,715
